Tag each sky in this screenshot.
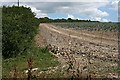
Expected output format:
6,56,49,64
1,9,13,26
1,0,120,22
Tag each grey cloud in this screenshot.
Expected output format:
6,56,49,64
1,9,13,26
20,2,109,15
21,2,76,13
2,2,110,20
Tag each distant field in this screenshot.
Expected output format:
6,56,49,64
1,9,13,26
51,22,118,31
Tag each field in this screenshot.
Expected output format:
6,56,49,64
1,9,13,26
51,22,118,31
2,5,119,79
39,23,119,78
3,21,119,79
2,5,120,79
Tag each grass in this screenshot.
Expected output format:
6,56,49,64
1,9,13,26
2,45,60,78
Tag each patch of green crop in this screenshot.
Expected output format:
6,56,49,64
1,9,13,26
51,22,118,31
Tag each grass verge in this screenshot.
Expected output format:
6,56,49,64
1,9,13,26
2,45,60,78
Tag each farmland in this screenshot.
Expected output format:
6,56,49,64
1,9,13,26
2,20,119,78
2,6,119,79
51,22,118,31
39,23,119,78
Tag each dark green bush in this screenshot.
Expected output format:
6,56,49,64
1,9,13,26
2,6,40,58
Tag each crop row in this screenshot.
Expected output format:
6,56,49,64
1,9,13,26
51,22,118,31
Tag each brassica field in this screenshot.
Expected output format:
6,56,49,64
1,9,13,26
51,22,118,31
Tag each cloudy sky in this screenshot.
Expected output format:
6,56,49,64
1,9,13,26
1,0,120,22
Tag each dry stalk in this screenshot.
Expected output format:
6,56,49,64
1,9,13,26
27,57,33,80
76,62,80,78
66,50,79,78
13,65,18,80
66,52,73,71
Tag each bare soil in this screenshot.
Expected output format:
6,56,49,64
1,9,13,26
45,23,118,47
36,23,119,78
35,27,47,48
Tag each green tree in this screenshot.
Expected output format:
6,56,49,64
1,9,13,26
2,6,40,58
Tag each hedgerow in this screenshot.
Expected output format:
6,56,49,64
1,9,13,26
2,6,40,58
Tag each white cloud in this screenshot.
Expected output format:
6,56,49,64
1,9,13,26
26,6,47,18
36,12,47,18
9,2,109,17
2,2,111,20
95,10,109,17
67,14,80,20
111,1,119,10
79,8,109,18
112,1,119,6
1,0,109,2
20,4,48,18
53,2,109,19
67,14,75,19
102,18,109,22
2,2,110,17
95,17,102,21
91,17,110,22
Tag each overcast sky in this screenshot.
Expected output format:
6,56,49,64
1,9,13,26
1,0,120,22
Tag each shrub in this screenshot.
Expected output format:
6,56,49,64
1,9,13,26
2,6,40,58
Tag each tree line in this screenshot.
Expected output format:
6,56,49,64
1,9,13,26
39,17,99,23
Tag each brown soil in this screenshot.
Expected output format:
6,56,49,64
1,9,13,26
34,27,47,48
45,23,118,47
36,23,118,78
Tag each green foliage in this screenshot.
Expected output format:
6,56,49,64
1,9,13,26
2,6,40,58
39,17,99,23
2,46,59,77
51,22,118,31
